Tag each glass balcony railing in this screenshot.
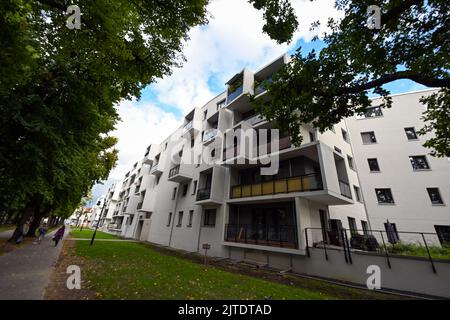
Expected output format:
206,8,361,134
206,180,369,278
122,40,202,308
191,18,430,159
230,172,323,199
183,121,193,132
339,180,352,199
227,85,243,104
203,129,218,143
196,187,211,201
244,114,265,126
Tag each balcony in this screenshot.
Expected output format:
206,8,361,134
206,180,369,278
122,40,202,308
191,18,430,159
202,129,218,144
143,155,153,165
136,201,143,210
183,120,194,134
168,164,192,183
225,224,298,249
150,162,163,176
230,173,323,199
227,84,243,104
339,180,352,199
244,114,266,126
196,187,211,201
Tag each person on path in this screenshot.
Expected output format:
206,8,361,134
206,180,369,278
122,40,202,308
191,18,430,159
34,224,48,244
53,225,65,247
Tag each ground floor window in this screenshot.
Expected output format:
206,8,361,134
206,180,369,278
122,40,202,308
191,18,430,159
435,225,450,245
384,222,399,244
203,209,216,227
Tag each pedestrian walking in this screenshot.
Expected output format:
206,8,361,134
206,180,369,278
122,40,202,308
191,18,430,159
35,224,48,244
52,225,65,247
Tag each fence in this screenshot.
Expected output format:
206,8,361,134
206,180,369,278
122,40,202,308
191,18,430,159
305,227,449,274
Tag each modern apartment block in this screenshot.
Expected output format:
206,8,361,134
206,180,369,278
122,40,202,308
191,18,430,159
98,182,121,231
346,89,450,243
103,54,370,263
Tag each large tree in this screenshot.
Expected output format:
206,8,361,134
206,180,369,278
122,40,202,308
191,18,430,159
252,0,449,157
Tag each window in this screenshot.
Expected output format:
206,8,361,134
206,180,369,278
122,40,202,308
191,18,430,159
361,221,369,235
172,187,177,200
203,110,208,120
361,131,377,144
409,155,430,170
427,188,444,205
347,155,354,170
217,99,226,110
354,185,362,202
164,142,168,150
435,226,450,245
348,217,357,235
334,146,342,154
167,212,172,227
341,128,349,142
211,148,216,158
203,209,216,227
384,222,399,244
309,131,316,142
191,137,194,148
177,211,183,227
357,105,383,118
192,180,198,195
375,188,395,204
182,184,188,196
368,158,380,172
187,210,194,227
404,127,418,140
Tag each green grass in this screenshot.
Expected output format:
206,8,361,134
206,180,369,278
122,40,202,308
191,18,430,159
386,242,450,260
70,229,118,240
75,241,338,300
0,225,14,233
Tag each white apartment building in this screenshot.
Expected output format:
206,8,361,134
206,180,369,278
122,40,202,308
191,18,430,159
346,89,450,244
99,182,121,231
105,55,370,264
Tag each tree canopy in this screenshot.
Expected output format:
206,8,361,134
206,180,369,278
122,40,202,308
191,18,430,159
252,0,450,157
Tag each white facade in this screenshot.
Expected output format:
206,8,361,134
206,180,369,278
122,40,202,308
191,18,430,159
346,89,450,244
104,55,370,260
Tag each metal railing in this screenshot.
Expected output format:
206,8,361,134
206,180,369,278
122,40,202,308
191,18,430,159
304,227,448,273
227,85,243,104
338,180,352,199
230,172,323,199
225,224,298,248
168,165,180,178
196,187,211,201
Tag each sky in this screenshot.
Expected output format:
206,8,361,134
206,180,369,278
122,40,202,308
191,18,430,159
89,0,426,206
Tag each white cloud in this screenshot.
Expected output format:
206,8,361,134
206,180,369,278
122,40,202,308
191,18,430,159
90,0,341,204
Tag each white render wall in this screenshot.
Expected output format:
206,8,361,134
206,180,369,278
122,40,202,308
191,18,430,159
346,89,450,236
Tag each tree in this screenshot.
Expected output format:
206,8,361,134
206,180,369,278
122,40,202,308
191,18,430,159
252,0,450,157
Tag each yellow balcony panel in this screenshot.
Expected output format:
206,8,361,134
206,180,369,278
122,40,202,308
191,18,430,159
287,177,302,192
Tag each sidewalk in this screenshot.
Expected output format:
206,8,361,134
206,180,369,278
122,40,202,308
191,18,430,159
0,227,68,300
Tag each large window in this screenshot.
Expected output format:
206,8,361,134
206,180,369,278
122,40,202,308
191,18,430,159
353,185,362,202
177,211,183,227
427,188,444,205
347,155,354,170
341,128,349,142
182,184,188,196
187,210,194,227
348,217,357,235
410,156,430,170
171,187,177,200
375,188,395,204
368,158,380,172
192,180,198,195
361,221,369,235
384,222,399,244
167,212,172,227
404,127,418,140
357,105,383,118
203,209,216,227
435,226,450,245
361,131,377,144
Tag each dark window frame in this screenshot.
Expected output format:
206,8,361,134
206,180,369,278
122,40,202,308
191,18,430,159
375,188,395,204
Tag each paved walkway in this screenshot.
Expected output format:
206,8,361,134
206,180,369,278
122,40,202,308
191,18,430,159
0,227,68,300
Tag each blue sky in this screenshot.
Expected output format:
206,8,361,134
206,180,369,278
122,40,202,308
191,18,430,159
88,0,427,206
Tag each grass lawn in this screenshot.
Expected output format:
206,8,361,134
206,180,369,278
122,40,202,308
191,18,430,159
73,240,400,300
70,229,118,240
0,225,14,233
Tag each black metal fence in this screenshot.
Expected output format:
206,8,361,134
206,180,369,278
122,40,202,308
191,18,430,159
225,224,298,249
305,227,449,273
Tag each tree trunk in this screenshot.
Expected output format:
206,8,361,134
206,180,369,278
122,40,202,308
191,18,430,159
9,203,36,242
26,208,46,237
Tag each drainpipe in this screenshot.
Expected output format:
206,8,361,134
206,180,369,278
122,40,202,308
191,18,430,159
168,185,180,247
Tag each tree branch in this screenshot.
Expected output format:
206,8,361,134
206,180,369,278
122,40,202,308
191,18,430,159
337,71,449,95
381,0,424,25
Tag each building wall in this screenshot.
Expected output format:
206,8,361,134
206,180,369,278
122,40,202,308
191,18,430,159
346,89,450,236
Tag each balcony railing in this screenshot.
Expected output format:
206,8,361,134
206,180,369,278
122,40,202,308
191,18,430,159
183,121,193,132
151,162,159,172
203,129,218,143
196,187,211,201
230,172,323,199
339,180,352,199
223,136,292,161
225,224,298,248
244,114,265,126
227,84,243,104
168,165,180,179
